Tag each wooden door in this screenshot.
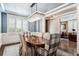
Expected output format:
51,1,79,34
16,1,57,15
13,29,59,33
45,20,50,32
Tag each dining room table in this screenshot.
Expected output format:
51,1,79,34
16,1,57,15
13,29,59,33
25,37,46,56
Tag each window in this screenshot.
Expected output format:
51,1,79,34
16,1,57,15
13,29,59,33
16,19,22,32
38,20,42,32
8,17,16,32
23,20,28,32
28,20,42,32
7,14,27,32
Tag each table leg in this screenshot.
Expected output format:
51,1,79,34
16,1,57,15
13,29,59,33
34,46,37,56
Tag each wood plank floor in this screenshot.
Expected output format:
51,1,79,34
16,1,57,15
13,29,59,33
0,39,77,56
59,38,77,55
0,45,5,56
0,42,20,56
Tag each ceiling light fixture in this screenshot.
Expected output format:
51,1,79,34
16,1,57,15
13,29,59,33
28,3,45,22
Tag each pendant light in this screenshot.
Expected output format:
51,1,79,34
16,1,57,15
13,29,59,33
27,3,45,22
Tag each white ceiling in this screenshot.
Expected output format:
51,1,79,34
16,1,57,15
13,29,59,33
4,3,32,16
0,3,64,16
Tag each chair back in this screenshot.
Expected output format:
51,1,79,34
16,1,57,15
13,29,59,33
19,33,27,55
27,32,31,39
20,33,27,47
43,33,50,50
36,33,60,56
49,34,60,47
43,33,50,40
48,33,60,55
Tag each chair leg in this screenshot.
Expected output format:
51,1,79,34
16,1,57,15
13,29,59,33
19,46,22,56
27,47,31,56
54,51,57,56
25,47,28,56
30,47,34,56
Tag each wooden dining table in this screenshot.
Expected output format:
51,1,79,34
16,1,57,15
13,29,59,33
25,37,45,55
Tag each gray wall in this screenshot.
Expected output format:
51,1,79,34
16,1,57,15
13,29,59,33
38,20,41,32
28,21,36,32
1,13,7,33
28,20,42,32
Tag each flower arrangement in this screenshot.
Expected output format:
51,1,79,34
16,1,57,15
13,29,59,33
31,35,38,40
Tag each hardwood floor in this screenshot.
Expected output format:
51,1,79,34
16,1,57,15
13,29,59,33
0,42,20,56
0,45,5,56
0,39,77,56
59,38,77,55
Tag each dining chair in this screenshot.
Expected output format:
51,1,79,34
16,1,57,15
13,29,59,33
25,32,35,56
48,34,60,56
19,33,28,56
29,32,45,56
36,33,60,56
35,33,50,56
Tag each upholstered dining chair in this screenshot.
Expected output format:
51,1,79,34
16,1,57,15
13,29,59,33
35,33,50,56
48,34,60,56
25,32,35,56
36,33,60,56
19,33,28,56
29,32,45,56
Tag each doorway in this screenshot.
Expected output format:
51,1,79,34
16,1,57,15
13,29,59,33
45,20,50,32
